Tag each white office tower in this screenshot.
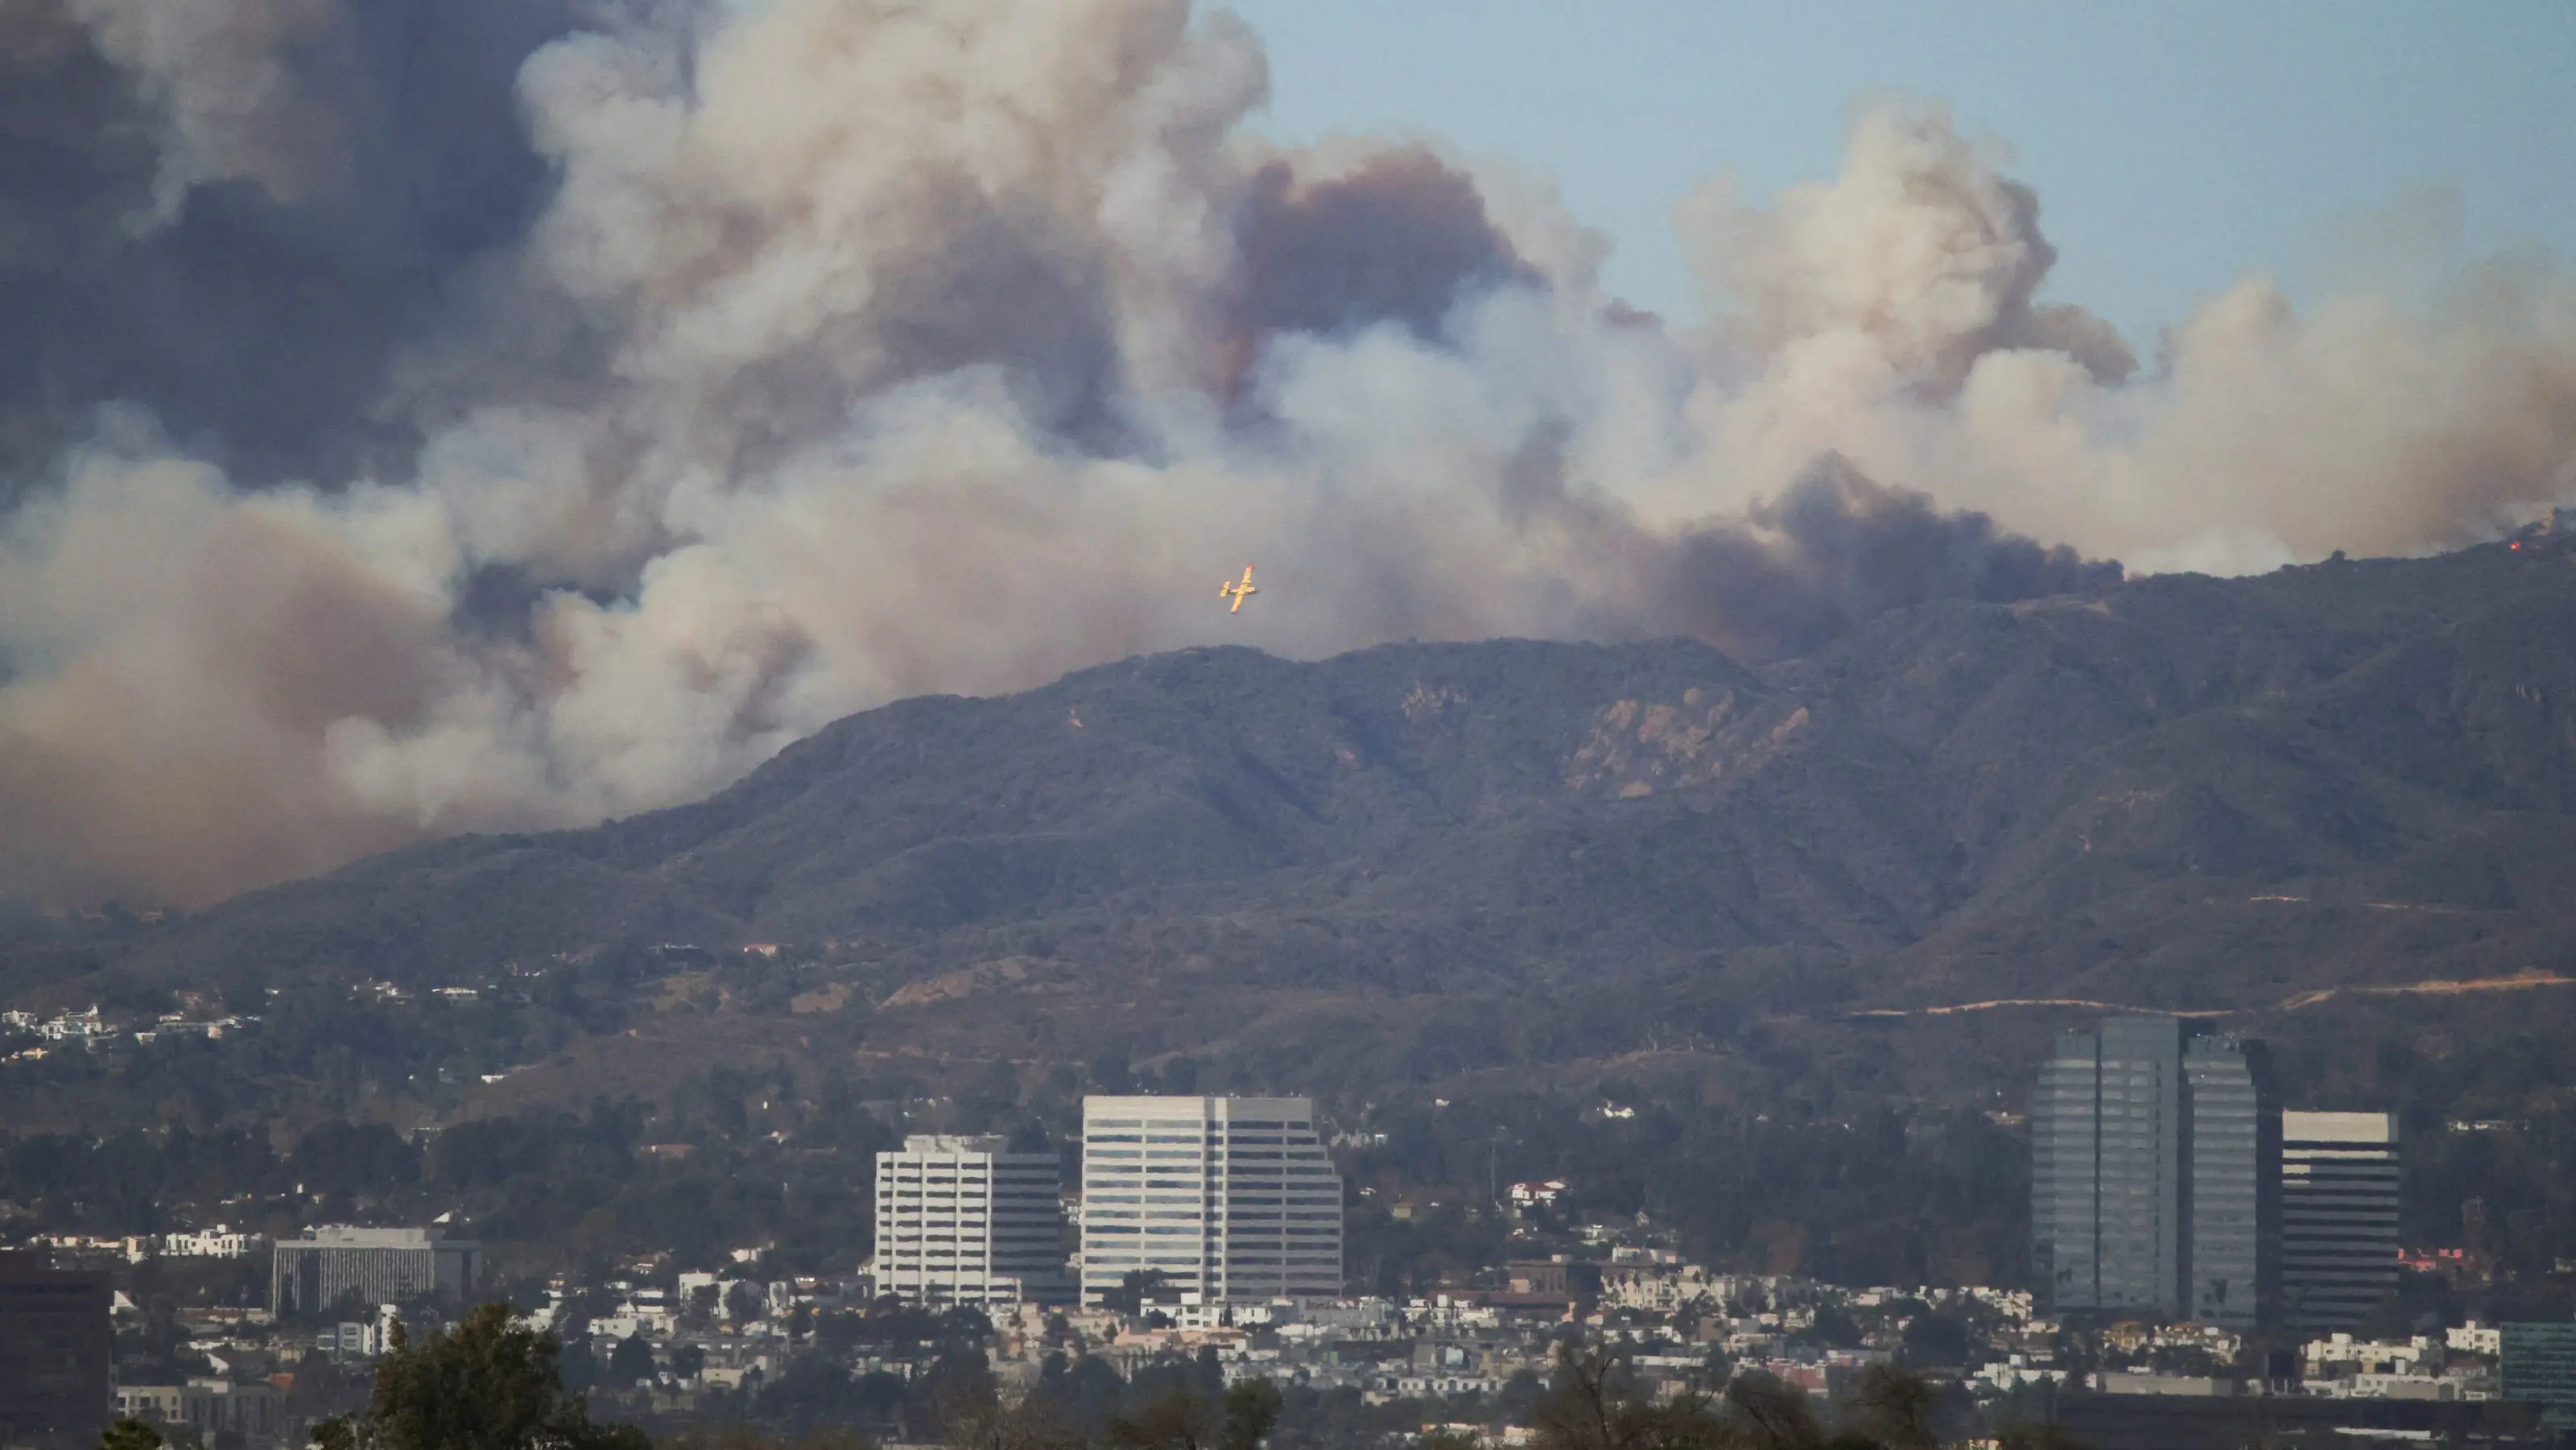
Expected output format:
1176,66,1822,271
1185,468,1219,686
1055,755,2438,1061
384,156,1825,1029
873,1135,1069,1305
2281,1111,2401,1333
1080,1096,1344,1307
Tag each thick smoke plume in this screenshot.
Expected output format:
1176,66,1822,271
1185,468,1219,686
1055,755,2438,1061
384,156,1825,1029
2,0,2573,906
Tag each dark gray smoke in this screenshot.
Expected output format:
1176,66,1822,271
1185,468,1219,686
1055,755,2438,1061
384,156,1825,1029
2,0,2569,907
1657,456,2121,662
1236,147,1535,338
0,0,587,490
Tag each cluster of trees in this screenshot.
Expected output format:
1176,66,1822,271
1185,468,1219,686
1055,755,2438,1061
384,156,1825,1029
1516,1350,2097,1450
0,957,653,1115
95,1307,645,1450
702,1344,1297,1450
1335,1093,2029,1291
96,1307,2086,1450
0,1095,891,1275
589,1301,998,1431
314,1309,651,1450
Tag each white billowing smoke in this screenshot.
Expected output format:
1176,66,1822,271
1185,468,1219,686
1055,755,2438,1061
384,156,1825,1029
1681,100,2137,397
1672,100,2576,572
0,0,2572,907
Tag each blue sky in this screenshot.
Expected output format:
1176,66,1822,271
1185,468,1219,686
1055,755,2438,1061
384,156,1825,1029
1215,0,2576,348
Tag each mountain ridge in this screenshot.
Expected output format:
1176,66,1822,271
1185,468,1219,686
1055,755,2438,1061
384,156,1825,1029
18,535,2576,1047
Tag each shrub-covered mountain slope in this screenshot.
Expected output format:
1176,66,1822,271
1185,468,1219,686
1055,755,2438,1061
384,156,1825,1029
30,535,2576,1027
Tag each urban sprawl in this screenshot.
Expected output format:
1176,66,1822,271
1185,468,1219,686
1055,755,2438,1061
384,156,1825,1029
5,1018,2576,1450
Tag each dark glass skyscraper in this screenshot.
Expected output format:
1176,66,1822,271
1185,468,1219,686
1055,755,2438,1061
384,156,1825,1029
2037,1015,2185,1318
2280,1111,2401,1333
2033,1016,2278,1328
0,1254,110,1450
2503,1323,2576,1431
2185,1032,2280,1328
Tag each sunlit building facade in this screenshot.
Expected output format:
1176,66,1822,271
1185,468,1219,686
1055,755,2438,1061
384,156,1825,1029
873,1135,1068,1305
1080,1096,1343,1307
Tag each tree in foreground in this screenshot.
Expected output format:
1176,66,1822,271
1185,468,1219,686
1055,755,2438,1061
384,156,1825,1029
315,1303,649,1450
1530,1341,1725,1450
99,1419,164,1450
933,1377,1283,1450
1100,1381,1280,1450
942,1391,1082,1450
663,1429,878,1450
1527,1341,2068,1450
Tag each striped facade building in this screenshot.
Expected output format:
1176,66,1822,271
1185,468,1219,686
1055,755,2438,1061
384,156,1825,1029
2280,1111,2401,1334
270,1227,477,1316
873,1135,1069,1305
1079,1096,1343,1307
2184,1031,2281,1328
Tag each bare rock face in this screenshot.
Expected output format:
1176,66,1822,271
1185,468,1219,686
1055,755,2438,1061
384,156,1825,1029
1566,692,1810,799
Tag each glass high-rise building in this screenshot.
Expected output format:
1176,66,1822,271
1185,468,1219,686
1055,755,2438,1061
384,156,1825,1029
1079,1096,1343,1307
2280,1111,2401,1333
2184,1032,2280,1328
2036,1015,2185,1318
2503,1322,2576,1431
2033,1017,2277,1327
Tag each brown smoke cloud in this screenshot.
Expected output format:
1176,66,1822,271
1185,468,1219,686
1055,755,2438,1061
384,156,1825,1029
0,2,2570,907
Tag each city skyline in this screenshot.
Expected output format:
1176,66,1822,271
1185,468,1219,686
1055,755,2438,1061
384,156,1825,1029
4,1,2574,1445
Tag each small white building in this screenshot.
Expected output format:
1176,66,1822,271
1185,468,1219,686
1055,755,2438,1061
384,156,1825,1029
2305,1332,2438,1374
165,1226,263,1258
2448,1321,2504,1357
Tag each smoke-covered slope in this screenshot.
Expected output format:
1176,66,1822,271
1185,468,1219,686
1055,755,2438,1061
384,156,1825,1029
43,534,2576,1026
11,0,2576,914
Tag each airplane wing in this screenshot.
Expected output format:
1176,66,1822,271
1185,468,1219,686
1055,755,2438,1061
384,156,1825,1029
1220,565,1257,612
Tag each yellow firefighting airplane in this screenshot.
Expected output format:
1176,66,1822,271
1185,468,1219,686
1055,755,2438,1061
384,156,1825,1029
1219,565,1258,613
